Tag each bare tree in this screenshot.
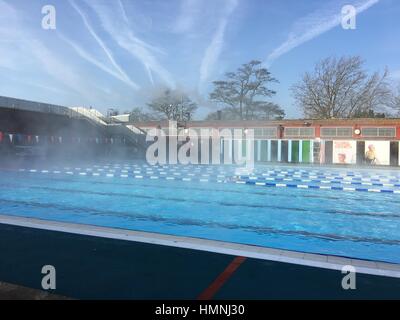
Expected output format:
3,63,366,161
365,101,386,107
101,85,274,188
390,85,400,115
205,108,238,120
210,60,279,120
147,89,197,121
206,102,284,120
292,56,392,119
248,102,285,120
128,107,156,122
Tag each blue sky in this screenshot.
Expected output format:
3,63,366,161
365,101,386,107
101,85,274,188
0,0,399,118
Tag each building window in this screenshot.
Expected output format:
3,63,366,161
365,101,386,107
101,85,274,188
377,128,396,137
321,127,352,138
284,127,315,138
361,127,396,138
191,128,211,137
253,127,278,139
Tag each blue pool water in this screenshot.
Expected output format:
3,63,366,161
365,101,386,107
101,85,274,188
1,163,400,264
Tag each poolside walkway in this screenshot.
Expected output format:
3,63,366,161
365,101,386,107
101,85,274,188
0,223,399,299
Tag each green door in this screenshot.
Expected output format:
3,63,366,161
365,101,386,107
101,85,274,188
302,140,310,163
292,140,299,163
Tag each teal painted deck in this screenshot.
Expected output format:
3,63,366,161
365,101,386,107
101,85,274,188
0,224,399,299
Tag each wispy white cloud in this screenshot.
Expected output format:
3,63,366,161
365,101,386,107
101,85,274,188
118,0,130,25
265,0,380,66
59,34,139,90
117,0,165,55
85,0,175,88
0,0,93,100
173,0,202,34
0,0,18,39
68,0,138,89
0,0,28,71
28,39,94,100
199,0,238,88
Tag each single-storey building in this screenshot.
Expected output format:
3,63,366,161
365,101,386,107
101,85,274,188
133,119,400,166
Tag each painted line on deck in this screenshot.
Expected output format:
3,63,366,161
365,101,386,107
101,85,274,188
198,256,247,300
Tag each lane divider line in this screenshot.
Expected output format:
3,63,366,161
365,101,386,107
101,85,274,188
12,167,400,194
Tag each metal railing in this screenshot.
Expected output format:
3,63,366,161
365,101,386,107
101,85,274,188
70,107,108,126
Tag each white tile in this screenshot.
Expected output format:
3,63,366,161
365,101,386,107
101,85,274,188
351,259,378,269
377,262,400,272
327,256,352,265
304,253,328,263
281,251,305,259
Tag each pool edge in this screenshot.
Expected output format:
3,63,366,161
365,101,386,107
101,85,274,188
0,213,399,279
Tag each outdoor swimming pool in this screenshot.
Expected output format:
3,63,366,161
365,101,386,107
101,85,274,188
1,163,400,264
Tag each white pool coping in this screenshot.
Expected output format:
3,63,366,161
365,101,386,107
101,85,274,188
0,214,399,279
